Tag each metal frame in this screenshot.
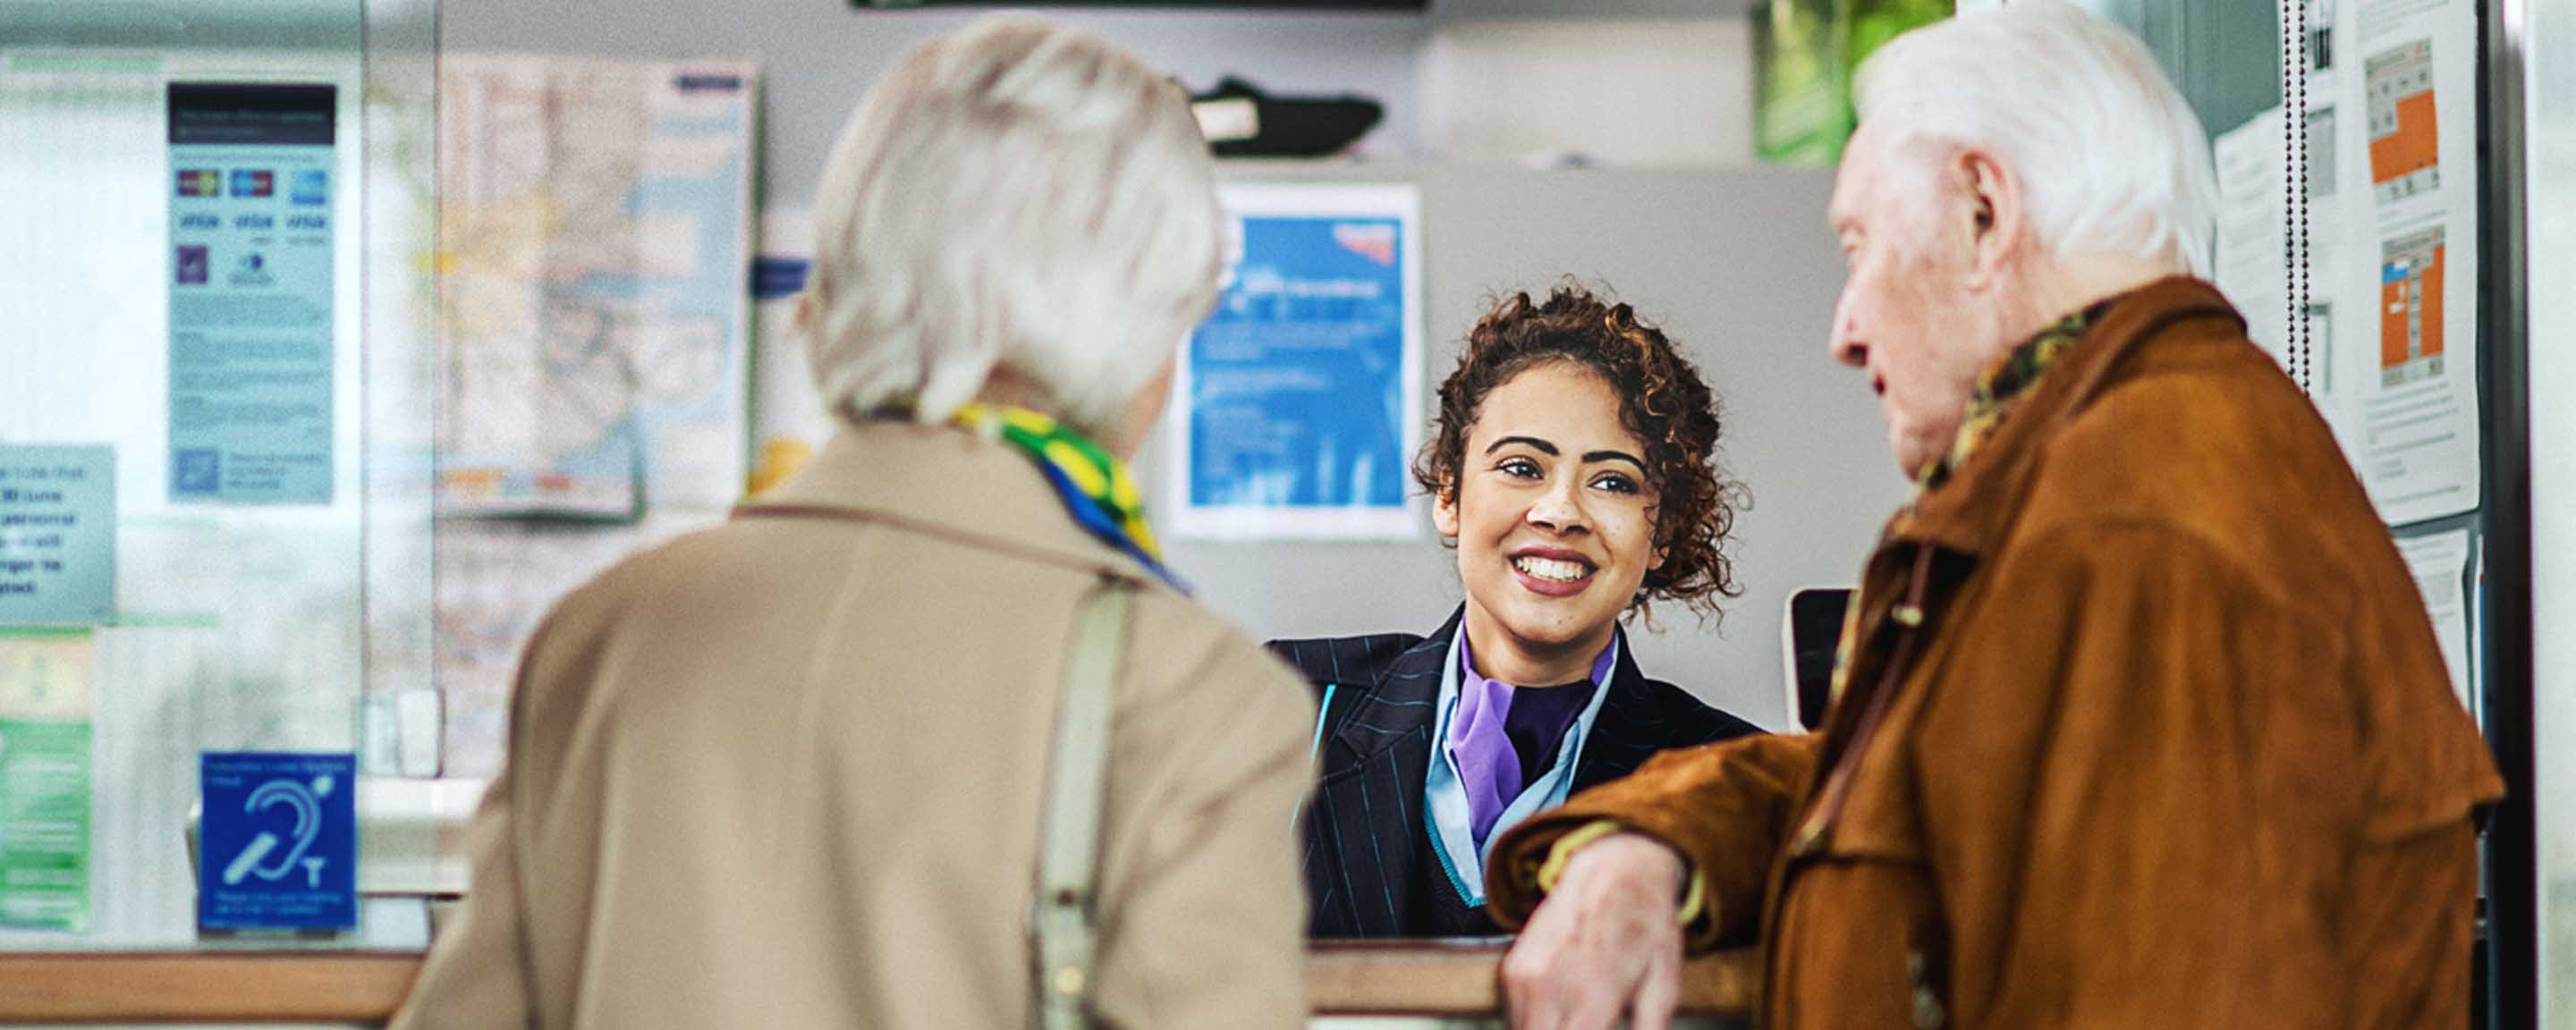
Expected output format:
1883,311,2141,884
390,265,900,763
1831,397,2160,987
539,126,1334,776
2479,0,2538,1024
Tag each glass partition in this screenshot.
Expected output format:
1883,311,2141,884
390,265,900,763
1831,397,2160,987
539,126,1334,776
0,0,436,950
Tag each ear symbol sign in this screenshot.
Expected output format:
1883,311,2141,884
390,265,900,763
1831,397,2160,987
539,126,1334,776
221,776,332,886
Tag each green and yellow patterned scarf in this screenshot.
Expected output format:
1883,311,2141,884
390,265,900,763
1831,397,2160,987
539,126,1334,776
953,402,1177,588
1914,303,2101,492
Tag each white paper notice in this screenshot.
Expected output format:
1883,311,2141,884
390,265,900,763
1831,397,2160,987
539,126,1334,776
2330,0,2482,525
2397,528,2473,713
2215,108,2290,367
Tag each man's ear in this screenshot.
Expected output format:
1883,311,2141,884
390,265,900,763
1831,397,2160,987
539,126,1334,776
1956,148,2025,292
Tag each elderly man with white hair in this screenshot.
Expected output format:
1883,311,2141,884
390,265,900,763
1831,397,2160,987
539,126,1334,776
1480,5,2500,1029
392,16,1313,1030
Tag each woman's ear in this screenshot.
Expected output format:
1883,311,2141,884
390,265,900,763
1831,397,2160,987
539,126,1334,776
1432,483,1462,537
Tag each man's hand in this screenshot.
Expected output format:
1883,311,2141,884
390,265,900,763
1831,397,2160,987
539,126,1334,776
1499,832,1689,1030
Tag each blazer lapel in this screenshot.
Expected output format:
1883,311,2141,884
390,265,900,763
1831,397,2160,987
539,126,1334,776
1572,630,1674,792
1305,610,1457,937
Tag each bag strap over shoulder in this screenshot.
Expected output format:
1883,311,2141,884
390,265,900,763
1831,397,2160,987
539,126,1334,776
1033,575,1133,1030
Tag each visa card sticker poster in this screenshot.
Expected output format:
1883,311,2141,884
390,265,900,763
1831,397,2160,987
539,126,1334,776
1170,183,1423,540
165,83,337,505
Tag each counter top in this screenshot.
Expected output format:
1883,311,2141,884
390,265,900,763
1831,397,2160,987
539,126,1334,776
0,941,1756,1024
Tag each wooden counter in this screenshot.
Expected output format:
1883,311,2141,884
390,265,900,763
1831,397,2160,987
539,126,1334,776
0,942,1755,1024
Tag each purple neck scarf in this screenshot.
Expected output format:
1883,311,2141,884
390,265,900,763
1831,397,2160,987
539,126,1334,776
1447,627,1616,848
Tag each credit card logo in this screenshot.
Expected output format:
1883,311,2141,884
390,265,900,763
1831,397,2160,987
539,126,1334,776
176,169,222,198
230,169,274,198
175,245,208,284
291,169,329,207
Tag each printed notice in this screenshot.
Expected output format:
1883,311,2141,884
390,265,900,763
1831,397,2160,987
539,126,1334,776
2396,529,2472,713
0,446,114,626
2327,0,2480,526
1169,182,1423,540
2365,39,2440,207
2379,225,2446,388
0,629,94,933
166,82,336,505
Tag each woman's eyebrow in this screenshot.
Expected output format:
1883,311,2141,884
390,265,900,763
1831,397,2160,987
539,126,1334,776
1583,450,1648,472
1484,435,1558,456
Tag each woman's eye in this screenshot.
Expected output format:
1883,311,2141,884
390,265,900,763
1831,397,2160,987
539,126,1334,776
1497,457,1541,479
1592,473,1640,494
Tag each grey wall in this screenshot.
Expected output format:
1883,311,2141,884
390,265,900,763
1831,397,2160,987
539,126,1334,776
1156,164,1910,730
439,1,1910,728
439,0,1434,199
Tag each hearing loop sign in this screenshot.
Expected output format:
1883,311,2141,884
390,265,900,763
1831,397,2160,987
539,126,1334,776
199,751,357,932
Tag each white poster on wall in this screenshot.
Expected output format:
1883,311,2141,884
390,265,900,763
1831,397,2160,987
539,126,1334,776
2398,528,2475,713
2329,0,2482,527
1167,182,1424,540
2215,0,2482,530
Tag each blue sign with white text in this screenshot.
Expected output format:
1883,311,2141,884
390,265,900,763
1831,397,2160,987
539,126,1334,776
1188,215,1409,510
199,751,357,932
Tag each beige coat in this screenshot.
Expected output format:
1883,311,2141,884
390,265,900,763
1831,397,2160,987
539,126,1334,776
393,422,1318,1029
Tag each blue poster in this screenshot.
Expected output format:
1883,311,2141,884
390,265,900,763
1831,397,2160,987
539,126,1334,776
166,83,336,505
1175,185,1420,539
199,751,358,932
0,447,114,626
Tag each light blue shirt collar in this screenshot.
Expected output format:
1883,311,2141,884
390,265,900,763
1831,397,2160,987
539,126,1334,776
1421,622,1618,907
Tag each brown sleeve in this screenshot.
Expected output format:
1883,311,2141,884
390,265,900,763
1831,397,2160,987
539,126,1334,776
1485,731,1818,951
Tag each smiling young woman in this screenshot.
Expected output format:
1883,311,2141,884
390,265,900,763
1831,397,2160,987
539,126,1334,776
1270,283,1763,939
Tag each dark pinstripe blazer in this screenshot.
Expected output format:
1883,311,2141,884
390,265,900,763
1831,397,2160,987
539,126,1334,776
1267,607,1765,938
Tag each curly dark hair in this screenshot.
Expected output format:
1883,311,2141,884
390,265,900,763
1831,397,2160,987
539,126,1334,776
1414,283,1745,621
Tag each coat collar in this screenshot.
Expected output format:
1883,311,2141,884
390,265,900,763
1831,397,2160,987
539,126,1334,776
1886,276,2244,557
734,419,1159,585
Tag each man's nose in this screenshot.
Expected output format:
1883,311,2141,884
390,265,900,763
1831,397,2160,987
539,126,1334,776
1830,330,1868,369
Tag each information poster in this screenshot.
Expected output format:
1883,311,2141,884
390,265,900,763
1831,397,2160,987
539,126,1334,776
2398,528,2473,713
435,58,756,519
1169,183,1422,540
2336,0,2482,525
2215,0,2480,528
432,58,757,776
0,446,114,626
0,629,93,933
165,83,337,505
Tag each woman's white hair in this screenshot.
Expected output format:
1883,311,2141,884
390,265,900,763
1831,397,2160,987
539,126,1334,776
1853,1,2219,278
802,15,1221,433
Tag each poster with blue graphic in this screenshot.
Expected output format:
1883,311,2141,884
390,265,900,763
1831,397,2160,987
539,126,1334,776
165,83,337,505
1170,183,1422,539
199,751,357,932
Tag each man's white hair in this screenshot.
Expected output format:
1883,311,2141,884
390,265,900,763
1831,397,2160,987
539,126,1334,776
803,15,1221,433
1854,2,2219,278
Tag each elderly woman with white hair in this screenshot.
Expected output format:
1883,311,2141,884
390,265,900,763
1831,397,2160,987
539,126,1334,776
391,17,1314,1030
1479,4,2499,1030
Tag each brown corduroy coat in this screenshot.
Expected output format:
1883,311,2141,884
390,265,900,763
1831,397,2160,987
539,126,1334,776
1488,278,2503,1030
